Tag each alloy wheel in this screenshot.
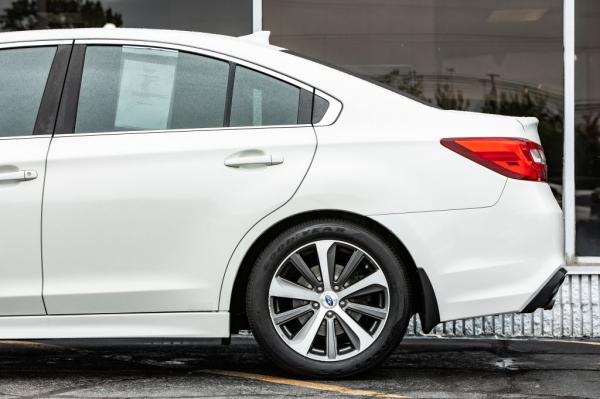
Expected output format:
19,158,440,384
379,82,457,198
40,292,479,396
268,240,390,361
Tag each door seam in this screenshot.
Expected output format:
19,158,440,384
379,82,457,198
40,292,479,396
40,42,75,315
39,137,53,315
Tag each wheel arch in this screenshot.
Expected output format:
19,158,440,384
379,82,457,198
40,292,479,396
229,209,440,334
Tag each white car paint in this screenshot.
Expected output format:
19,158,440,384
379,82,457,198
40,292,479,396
371,179,564,321
0,312,229,339
0,137,50,315
43,126,316,313
0,28,563,338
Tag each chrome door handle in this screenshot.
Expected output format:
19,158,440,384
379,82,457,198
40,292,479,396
0,170,38,182
225,154,284,168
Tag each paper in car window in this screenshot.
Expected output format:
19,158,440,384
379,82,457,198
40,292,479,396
114,47,178,130
252,89,263,126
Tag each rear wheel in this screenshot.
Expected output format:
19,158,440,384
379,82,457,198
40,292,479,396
246,219,412,377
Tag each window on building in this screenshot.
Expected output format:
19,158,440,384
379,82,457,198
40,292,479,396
575,0,600,256
265,0,564,187
0,46,56,137
75,46,230,133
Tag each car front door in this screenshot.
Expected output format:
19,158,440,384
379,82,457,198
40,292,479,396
41,43,316,314
0,42,71,315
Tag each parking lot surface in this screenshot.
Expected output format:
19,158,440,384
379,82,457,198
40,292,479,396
0,336,598,398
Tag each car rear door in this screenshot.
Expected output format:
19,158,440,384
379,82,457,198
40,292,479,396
41,42,316,314
0,41,71,315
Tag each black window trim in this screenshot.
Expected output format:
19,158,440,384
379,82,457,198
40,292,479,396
55,44,86,135
223,61,236,127
33,44,73,136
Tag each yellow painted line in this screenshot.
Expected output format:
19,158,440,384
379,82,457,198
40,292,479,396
201,369,410,398
0,340,66,350
542,339,600,347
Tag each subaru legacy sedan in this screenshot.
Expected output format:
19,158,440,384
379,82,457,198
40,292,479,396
0,28,564,377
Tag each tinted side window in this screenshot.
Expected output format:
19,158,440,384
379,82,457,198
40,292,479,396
230,66,300,127
75,46,229,133
312,94,330,124
0,46,56,137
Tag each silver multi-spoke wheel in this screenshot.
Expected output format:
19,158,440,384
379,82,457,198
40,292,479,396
268,240,390,361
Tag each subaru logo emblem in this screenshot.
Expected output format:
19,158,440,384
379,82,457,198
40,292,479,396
322,292,337,308
325,295,334,307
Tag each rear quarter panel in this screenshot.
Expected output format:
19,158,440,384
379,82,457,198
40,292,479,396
297,89,516,215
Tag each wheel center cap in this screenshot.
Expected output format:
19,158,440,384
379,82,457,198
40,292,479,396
321,291,338,309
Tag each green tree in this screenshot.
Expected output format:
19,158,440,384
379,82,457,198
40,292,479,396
1,0,123,31
434,82,470,111
0,0,37,30
379,68,428,101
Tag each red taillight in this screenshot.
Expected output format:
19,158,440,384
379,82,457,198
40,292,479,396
441,137,547,182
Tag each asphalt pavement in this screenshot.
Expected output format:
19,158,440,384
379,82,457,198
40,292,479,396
0,335,598,398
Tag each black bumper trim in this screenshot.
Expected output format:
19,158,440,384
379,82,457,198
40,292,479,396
521,267,567,313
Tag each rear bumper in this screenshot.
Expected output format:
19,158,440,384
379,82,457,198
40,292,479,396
370,179,564,322
521,267,567,313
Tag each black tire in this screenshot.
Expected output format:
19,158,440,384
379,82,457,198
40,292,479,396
246,218,413,378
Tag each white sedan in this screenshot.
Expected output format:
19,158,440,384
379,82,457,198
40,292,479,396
0,28,565,377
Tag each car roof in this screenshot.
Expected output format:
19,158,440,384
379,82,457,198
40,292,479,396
0,28,283,52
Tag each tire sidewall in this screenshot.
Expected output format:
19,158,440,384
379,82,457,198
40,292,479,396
247,220,412,377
